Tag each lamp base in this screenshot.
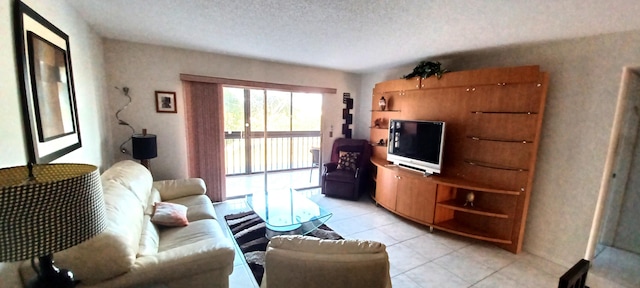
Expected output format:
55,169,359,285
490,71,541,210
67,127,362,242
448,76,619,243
27,254,75,288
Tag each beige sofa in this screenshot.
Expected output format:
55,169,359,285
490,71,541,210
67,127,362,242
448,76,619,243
6,160,235,288
261,235,391,288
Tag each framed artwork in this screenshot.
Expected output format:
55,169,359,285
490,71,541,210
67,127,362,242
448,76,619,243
155,91,177,113
15,2,81,163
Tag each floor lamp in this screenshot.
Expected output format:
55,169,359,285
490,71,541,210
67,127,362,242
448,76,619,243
0,163,107,288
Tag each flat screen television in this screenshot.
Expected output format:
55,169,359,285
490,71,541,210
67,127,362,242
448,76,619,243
387,119,446,175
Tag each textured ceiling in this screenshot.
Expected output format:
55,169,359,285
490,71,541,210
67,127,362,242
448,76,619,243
65,0,640,73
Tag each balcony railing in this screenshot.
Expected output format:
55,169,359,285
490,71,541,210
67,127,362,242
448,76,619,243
224,131,321,175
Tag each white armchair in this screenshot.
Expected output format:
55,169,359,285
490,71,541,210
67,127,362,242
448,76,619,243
261,235,391,288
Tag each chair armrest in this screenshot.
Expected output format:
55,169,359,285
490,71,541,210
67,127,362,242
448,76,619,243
152,178,206,201
323,163,338,173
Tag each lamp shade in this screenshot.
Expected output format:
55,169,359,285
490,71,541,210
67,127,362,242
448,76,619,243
0,164,106,262
132,133,157,160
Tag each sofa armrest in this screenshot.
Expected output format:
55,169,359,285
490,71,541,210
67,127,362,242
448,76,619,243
153,178,206,201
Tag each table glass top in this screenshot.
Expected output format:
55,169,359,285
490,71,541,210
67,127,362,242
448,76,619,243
246,189,332,233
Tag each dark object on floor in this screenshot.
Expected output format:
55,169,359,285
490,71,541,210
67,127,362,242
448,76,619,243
403,61,449,79
558,259,590,288
224,211,342,286
322,138,372,200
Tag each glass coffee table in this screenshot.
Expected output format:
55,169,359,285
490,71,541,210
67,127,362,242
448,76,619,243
246,189,332,239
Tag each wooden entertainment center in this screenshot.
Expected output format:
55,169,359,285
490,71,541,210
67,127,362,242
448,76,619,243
369,65,548,253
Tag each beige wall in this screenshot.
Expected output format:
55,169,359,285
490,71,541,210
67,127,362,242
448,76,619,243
357,31,640,267
103,39,361,181
0,0,110,169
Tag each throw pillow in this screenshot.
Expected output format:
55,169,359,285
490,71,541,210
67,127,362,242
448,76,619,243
337,151,360,172
151,202,189,227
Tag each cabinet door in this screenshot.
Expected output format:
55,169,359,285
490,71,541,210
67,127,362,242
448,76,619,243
396,174,437,224
375,168,397,210
375,78,420,93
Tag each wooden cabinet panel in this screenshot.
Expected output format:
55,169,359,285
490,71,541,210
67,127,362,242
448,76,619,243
420,65,542,89
375,77,420,92
466,113,539,141
375,168,397,210
396,175,436,223
467,83,543,113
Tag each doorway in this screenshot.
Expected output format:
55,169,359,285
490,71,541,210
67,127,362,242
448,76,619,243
223,87,323,198
588,67,640,287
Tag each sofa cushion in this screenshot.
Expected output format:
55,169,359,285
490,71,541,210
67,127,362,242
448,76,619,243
101,160,153,211
168,195,217,221
153,178,206,201
133,221,236,282
337,151,360,172
158,220,226,252
138,215,160,257
152,202,189,227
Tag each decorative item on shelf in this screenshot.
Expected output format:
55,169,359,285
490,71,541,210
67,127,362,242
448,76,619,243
464,191,475,207
377,139,386,146
374,118,382,128
0,163,106,288
379,96,387,111
115,86,135,155
132,128,158,170
402,61,449,79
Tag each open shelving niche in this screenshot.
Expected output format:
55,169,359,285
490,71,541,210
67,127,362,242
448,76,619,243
368,65,548,254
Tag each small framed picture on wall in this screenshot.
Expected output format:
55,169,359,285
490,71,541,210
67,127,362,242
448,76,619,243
155,91,177,113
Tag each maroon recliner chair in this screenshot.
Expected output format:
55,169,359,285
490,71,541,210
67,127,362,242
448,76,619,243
321,138,372,200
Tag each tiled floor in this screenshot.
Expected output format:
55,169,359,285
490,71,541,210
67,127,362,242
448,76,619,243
214,189,632,288
591,245,640,287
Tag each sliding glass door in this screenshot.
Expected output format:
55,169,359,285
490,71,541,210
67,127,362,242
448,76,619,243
224,87,322,198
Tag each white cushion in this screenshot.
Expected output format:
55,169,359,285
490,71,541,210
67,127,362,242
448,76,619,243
153,178,206,201
151,202,189,227
168,195,217,221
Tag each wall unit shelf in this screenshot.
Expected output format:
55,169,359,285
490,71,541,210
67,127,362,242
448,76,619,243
463,159,529,172
369,65,548,254
436,200,509,219
371,109,401,112
434,219,512,244
467,136,533,143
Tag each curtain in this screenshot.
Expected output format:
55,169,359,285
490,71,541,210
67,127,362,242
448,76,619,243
183,81,226,202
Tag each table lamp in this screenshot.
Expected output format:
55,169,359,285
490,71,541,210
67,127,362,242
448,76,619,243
132,128,157,169
0,163,106,288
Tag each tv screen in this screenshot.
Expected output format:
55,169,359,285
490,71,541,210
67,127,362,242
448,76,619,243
387,120,445,174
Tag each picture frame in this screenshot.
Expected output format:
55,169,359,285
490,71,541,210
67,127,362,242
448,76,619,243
155,91,177,113
14,2,81,163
